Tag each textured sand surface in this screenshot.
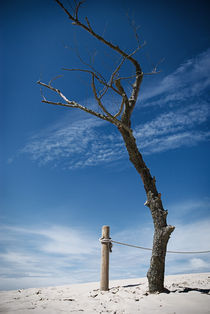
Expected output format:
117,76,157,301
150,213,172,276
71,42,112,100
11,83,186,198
0,273,210,313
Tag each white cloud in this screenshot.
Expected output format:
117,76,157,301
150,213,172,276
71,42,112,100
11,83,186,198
139,130,210,154
21,117,125,169
1,200,210,290
140,48,210,106
0,224,99,256
0,224,101,290
18,49,210,169
134,103,210,154
111,199,210,279
167,198,210,221
109,218,210,280
167,221,210,253
21,118,105,166
190,258,209,269
20,103,210,168
135,104,209,138
38,226,98,255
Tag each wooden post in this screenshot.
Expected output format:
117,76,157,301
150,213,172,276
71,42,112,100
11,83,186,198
100,225,110,291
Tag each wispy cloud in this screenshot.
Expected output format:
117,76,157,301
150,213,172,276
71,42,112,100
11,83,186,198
109,224,210,281
1,199,210,290
21,103,210,168
140,48,210,106
134,103,210,153
0,224,100,290
19,49,210,169
109,199,210,279
165,220,210,275
21,116,125,169
167,198,210,221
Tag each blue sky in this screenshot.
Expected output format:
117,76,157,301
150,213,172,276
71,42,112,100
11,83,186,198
1,0,210,290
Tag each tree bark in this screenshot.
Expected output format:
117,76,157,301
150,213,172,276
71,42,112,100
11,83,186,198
119,127,175,293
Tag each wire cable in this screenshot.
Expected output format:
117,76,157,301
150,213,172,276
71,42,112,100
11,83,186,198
111,240,210,254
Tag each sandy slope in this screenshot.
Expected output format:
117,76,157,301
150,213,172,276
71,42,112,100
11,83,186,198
0,273,209,313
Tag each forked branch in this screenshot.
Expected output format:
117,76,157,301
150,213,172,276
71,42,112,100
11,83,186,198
37,80,132,134
55,0,143,119
38,0,144,136
62,67,126,119
55,0,141,68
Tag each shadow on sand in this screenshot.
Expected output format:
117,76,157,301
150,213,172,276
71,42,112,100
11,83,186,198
176,287,210,294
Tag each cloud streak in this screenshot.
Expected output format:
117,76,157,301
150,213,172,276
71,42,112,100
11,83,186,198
109,203,210,280
1,200,210,290
20,49,210,169
134,103,210,154
0,224,100,290
21,104,210,168
140,48,210,107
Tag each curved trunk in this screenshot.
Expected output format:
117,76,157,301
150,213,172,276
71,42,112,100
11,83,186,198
119,127,175,293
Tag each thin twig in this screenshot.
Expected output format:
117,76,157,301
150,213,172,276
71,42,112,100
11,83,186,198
114,98,124,118
49,75,63,86
74,43,107,84
143,70,161,76
55,0,143,70
62,67,122,96
37,80,133,134
75,1,84,20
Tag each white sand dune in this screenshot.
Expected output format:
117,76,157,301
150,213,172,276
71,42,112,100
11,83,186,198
0,273,209,313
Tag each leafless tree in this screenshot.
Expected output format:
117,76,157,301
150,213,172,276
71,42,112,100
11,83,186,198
38,0,175,293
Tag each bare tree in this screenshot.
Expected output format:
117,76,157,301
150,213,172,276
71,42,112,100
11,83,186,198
38,0,175,293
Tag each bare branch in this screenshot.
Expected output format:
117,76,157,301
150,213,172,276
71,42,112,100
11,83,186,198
63,67,95,76
63,67,107,87
89,49,98,66
55,0,75,20
91,74,125,124
42,99,112,122
75,1,84,20
38,80,71,104
98,85,109,100
91,73,106,111
117,74,136,80
151,57,165,73
66,0,75,12
143,70,161,76
37,80,133,134
97,46,141,100
73,43,107,84
143,58,164,76
55,0,145,125
115,79,129,103
55,0,143,71
110,57,126,86
85,17,93,31
108,45,140,88
114,98,124,118
62,67,122,96
40,87,47,101
49,75,63,86
126,12,141,47
38,80,112,122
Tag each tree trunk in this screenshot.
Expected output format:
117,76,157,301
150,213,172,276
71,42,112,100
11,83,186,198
44,0,175,293
119,127,175,293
